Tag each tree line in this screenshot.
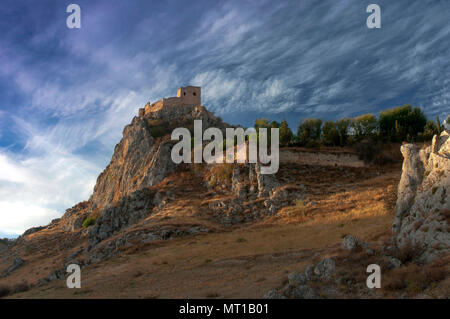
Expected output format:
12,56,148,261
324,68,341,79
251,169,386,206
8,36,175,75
255,105,445,148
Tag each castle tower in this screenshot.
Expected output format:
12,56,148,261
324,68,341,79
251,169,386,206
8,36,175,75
177,86,201,106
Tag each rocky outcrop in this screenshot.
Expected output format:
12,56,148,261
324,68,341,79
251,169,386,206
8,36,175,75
264,257,336,299
89,104,226,212
229,163,280,200
393,131,450,262
87,188,157,248
87,224,210,263
341,234,359,251
2,256,24,277
60,201,90,232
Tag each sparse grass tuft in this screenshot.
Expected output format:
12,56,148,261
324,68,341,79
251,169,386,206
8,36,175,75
391,241,425,264
384,261,448,296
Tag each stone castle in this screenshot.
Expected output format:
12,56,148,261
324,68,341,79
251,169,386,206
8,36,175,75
138,86,201,116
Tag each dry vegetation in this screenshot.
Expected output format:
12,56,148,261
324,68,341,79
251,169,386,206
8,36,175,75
0,154,447,299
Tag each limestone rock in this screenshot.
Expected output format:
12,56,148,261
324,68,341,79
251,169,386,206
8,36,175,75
313,258,336,280
90,104,226,213
291,285,317,299
288,272,308,286
384,256,402,269
263,289,286,299
342,235,359,251
88,188,157,248
393,131,450,262
255,163,280,197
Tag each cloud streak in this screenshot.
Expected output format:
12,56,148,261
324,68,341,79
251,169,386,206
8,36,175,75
0,0,449,234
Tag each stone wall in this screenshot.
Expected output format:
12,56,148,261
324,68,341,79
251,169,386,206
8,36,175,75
140,86,202,116
280,149,366,167
177,86,201,106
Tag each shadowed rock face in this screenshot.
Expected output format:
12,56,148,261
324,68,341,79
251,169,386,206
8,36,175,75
393,131,450,262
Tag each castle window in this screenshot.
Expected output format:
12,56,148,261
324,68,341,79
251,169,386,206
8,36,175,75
193,92,196,96
183,92,186,96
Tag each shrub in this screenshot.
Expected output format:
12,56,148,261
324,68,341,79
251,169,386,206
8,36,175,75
0,282,31,298
0,284,10,298
423,120,438,140
322,121,340,146
391,240,425,264
351,114,378,141
354,138,381,164
150,126,166,138
379,105,427,142
384,262,447,295
210,164,233,186
279,119,293,147
294,199,306,217
82,216,97,228
336,118,351,146
255,118,279,144
297,118,322,146
12,282,29,294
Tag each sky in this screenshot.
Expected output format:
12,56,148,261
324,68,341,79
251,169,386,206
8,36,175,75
0,0,449,237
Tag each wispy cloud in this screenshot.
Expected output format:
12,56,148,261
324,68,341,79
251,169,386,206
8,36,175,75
0,0,449,234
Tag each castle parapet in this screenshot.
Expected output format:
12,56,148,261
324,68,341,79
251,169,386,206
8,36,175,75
139,86,202,117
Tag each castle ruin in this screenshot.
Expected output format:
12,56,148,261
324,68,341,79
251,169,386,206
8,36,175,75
138,86,201,116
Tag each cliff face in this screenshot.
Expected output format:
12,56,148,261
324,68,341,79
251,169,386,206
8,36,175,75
88,103,226,212
393,131,450,262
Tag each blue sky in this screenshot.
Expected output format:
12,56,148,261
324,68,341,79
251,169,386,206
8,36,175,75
0,0,449,236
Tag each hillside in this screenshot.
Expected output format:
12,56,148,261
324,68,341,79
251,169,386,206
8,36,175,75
0,99,448,299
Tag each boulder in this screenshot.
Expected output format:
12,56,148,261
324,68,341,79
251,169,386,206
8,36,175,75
290,285,317,299
342,235,359,251
263,289,286,299
288,272,308,286
313,258,336,280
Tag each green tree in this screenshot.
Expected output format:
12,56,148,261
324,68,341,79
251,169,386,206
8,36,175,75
322,121,340,146
279,119,293,147
379,105,427,142
254,118,270,133
270,121,280,129
423,120,438,140
351,114,377,141
297,118,322,147
255,118,279,144
336,118,351,146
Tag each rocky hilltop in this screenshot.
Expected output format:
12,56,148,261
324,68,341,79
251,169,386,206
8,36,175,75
0,99,291,283
60,103,228,239
0,97,448,298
